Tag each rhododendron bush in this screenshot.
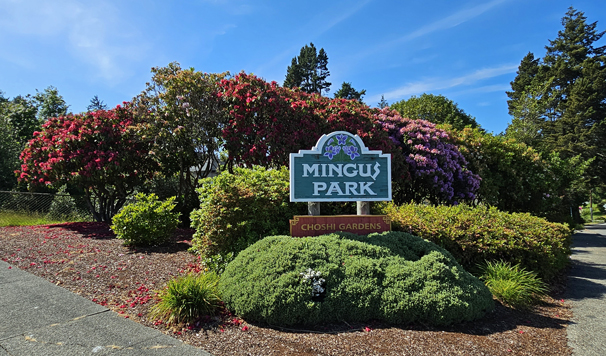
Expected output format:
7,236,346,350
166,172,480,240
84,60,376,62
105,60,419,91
218,73,400,169
376,108,480,205
218,73,477,205
18,105,157,222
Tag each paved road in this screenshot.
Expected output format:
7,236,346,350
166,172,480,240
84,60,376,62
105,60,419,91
566,224,606,356
0,259,213,356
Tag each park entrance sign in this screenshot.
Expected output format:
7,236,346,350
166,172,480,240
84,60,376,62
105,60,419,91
290,131,391,202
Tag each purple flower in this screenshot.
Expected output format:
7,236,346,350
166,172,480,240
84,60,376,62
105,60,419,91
324,145,340,160
345,146,360,160
335,134,348,145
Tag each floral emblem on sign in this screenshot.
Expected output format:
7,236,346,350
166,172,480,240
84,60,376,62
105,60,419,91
323,133,360,161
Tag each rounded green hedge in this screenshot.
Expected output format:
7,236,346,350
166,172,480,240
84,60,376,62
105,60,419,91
219,231,493,326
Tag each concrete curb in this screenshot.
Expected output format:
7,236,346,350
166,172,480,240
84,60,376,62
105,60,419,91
0,260,213,355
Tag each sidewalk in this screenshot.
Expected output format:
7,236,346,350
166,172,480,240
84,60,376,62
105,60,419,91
566,224,606,356
0,259,213,356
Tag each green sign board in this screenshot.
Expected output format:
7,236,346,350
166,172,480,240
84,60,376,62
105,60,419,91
290,131,392,202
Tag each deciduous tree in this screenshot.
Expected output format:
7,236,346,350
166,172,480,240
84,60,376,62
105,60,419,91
391,94,479,130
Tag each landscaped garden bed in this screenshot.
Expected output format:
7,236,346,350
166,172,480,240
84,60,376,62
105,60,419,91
0,222,572,355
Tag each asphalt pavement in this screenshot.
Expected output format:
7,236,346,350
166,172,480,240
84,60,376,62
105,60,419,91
566,223,606,356
0,259,213,356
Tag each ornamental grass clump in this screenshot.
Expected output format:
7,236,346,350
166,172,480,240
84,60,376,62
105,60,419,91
479,260,547,309
111,193,180,246
219,231,493,326
149,272,222,325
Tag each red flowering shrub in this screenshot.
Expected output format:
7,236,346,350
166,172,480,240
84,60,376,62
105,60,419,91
18,104,157,221
219,73,402,172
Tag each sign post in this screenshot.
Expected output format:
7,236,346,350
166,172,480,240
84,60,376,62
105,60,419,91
289,131,391,236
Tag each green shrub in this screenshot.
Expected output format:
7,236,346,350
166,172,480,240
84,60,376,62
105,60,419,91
190,166,307,256
383,203,572,280
479,260,547,309
201,252,235,275
111,193,180,246
219,231,493,326
149,272,222,325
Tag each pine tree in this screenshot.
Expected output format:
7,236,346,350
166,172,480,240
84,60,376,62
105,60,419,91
505,7,606,209
334,82,366,101
539,8,606,167
284,43,331,94
506,52,540,115
378,95,389,109
87,95,108,112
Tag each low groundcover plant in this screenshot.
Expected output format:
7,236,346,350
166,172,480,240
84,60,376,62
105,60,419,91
219,231,494,326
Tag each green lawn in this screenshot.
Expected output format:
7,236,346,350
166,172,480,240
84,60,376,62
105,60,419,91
0,211,89,227
581,206,606,224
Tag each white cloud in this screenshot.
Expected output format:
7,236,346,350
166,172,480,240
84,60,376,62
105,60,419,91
350,0,510,68
256,0,372,79
401,0,508,42
371,64,517,102
0,0,148,83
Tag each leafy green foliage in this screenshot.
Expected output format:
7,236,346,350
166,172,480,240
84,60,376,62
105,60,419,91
506,52,541,116
111,193,180,246
190,166,307,256
377,95,389,109
391,94,479,130
133,63,230,222
219,232,493,326
150,272,222,325
0,115,21,190
33,86,69,121
86,95,108,112
383,202,572,280
201,252,235,275
451,127,587,224
479,260,547,309
46,185,85,221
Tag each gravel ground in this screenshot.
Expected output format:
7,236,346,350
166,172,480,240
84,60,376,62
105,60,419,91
0,222,572,356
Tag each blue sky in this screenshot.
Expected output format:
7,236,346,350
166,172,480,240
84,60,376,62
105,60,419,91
1,0,604,134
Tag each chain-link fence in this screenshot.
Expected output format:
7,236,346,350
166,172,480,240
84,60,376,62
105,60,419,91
0,190,93,226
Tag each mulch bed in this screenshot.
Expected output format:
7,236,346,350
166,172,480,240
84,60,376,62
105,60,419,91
0,222,572,355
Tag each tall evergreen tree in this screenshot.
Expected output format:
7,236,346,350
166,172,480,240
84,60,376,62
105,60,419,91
378,95,389,109
284,43,331,94
506,52,540,115
539,8,606,181
87,95,108,112
505,7,606,221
